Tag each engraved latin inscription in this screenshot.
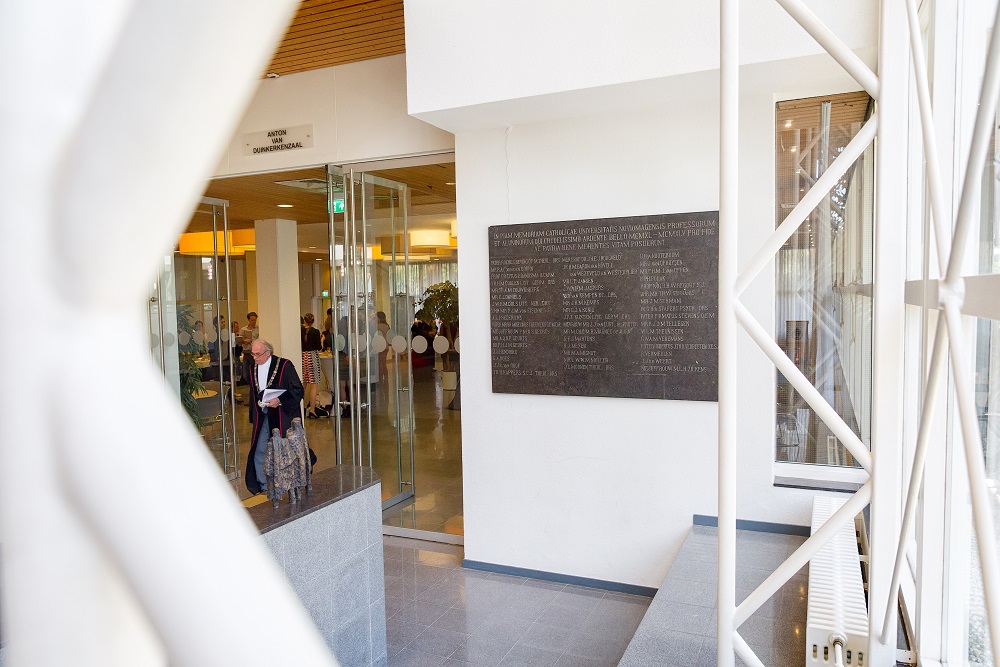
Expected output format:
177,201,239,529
489,213,718,401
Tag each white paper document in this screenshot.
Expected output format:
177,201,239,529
261,389,285,403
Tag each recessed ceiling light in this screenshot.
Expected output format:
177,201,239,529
445,182,456,185
315,258,322,261
277,204,293,208
308,246,317,249
784,120,793,127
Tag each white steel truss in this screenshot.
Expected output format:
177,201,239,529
719,0,1000,664
0,1,342,665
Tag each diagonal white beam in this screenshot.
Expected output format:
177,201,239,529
943,0,1000,288
736,301,873,472
733,631,766,667
773,0,879,98
735,116,877,297
943,300,1000,661
901,0,952,273
735,481,872,626
880,316,948,643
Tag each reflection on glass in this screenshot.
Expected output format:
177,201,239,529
971,312,1000,662
774,92,874,466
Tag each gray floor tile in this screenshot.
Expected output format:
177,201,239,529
554,655,613,667
657,601,715,636
515,622,577,654
432,606,492,634
620,629,706,667
411,626,471,658
497,644,561,667
534,602,593,630
473,616,532,643
388,647,448,667
550,587,604,611
492,594,552,622
395,600,452,627
448,635,516,666
562,630,630,663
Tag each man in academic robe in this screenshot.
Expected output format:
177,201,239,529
246,338,303,495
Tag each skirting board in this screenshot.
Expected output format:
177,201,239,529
693,514,810,537
382,525,464,546
462,560,657,598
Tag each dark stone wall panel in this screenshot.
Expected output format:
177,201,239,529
489,212,719,402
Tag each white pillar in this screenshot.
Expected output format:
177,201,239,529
868,0,908,661
254,218,303,379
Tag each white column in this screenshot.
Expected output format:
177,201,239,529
717,0,738,664
255,218,304,379
245,249,259,315
868,0,908,661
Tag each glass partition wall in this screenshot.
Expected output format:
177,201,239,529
328,168,417,510
149,197,241,478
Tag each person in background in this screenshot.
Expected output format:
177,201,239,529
246,339,303,495
208,314,231,381
193,320,207,354
301,313,323,418
240,311,259,388
231,318,243,382
322,307,334,351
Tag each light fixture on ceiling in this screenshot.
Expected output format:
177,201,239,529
445,182,455,186
410,229,451,247
308,246,317,249
266,72,280,79
790,146,798,153
277,204,293,208
784,120,793,128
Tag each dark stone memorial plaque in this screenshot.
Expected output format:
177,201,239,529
489,212,718,401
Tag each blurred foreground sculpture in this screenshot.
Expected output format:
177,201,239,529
265,417,313,508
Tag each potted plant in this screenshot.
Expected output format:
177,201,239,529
415,281,460,390
177,303,207,428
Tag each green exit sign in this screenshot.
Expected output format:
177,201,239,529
331,198,345,214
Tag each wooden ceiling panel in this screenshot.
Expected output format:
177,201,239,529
263,0,405,77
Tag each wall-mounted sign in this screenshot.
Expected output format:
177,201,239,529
243,124,314,156
489,212,719,402
333,199,345,214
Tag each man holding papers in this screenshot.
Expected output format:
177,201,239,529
246,338,304,495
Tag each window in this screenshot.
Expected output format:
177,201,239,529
773,92,875,468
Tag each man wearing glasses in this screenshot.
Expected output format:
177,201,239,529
246,338,304,495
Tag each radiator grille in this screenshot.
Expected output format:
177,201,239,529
807,496,869,665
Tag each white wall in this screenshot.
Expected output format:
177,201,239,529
454,53,867,588
405,0,876,122
213,54,454,177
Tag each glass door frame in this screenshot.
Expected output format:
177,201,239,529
328,165,416,510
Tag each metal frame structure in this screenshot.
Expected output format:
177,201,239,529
719,0,1000,664
0,0,341,664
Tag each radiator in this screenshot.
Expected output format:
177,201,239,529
807,496,869,666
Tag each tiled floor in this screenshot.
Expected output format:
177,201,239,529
382,537,652,667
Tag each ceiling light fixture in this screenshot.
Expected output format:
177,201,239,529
277,204,293,208
445,182,456,186
266,72,280,79
784,120,793,127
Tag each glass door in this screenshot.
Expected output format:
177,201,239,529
149,197,240,478
328,167,415,509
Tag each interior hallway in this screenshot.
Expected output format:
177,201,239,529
224,356,464,536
